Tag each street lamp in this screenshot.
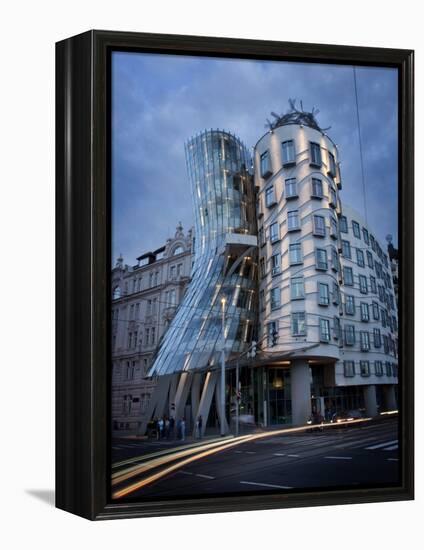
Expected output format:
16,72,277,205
220,296,226,436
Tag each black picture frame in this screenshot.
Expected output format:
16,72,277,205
56,29,414,521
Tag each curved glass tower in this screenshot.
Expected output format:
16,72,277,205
148,130,258,377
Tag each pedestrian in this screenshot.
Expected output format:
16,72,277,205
169,416,175,439
157,417,164,440
164,416,170,439
197,415,203,439
180,417,186,441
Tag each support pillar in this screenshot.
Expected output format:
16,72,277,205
363,384,378,417
383,384,397,411
291,360,312,426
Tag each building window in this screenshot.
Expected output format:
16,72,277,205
340,215,348,233
258,226,265,247
267,321,278,347
344,325,356,346
362,228,369,245
343,266,354,286
360,331,370,351
269,222,280,243
292,312,306,336
331,246,339,272
370,276,377,294
345,294,355,315
374,328,382,348
315,248,328,271
333,316,341,340
375,361,383,376
332,282,340,305
289,243,302,265
259,257,266,278
287,210,300,231
310,142,322,166
386,362,392,377
285,178,297,198
330,216,338,239
313,215,326,237
282,140,296,165
360,302,370,322
291,276,305,300
329,187,337,208
318,282,330,306
311,178,323,198
320,318,331,342
352,220,361,239
366,251,374,269
271,253,280,276
359,275,368,294
113,286,121,299
270,288,281,310
360,360,370,377
145,328,150,346
356,248,365,268
260,150,272,178
265,185,277,207
127,332,133,349
341,240,351,259
344,360,355,377
328,151,337,176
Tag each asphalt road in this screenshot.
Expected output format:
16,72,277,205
112,418,400,500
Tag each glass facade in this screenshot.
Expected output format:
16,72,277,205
148,130,257,376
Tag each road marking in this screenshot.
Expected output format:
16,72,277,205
195,474,215,479
234,450,243,454
365,440,398,450
387,458,399,461
179,470,194,475
287,454,299,458
240,481,293,490
273,453,285,456
246,451,256,454
324,456,353,460
383,444,398,451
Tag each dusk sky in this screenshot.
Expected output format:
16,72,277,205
112,52,398,265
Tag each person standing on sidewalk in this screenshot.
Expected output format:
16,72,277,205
169,416,175,439
180,417,186,441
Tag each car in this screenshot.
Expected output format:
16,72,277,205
331,409,364,424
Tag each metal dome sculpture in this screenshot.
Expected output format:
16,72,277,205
265,99,331,132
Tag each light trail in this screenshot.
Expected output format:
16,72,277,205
112,417,375,499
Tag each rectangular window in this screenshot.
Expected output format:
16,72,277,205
271,253,280,276
345,294,355,315
360,331,370,351
265,185,276,207
291,276,305,300
333,316,341,340
367,250,374,269
320,318,331,342
285,178,297,198
360,360,370,377
352,220,361,238
281,140,296,165
331,246,339,272
269,222,279,243
356,248,365,268
259,289,265,311
289,243,302,265
260,150,272,178
344,325,356,346
370,276,377,294
145,328,150,346
332,282,340,305
292,312,306,336
360,302,370,322
258,226,265,247
311,178,323,198
344,360,355,377
362,228,369,244
375,361,383,376
151,327,155,345
267,321,278,347
341,240,351,259
328,151,337,176
313,215,326,237
359,275,368,294
318,282,330,306
374,328,381,348
270,288,281,310
287,210,300,231
259,257,266,278
329,187,337,208
386,362,392,377
330,216,338,239
340,215,348,233
343,266,354,286
127,332,132,349
315,248,328,271
310,142,322,166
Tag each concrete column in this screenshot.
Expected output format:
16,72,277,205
363,385,378,417
291,360,312,425
383,385,397,411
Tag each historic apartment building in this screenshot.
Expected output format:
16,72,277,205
113,104,399,436
111,223,192,434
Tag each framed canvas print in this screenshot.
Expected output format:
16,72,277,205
56,30,414,520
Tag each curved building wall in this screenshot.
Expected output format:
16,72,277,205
255,123,343,361
148,130,257,376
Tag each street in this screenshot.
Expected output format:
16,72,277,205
111,418,400,500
